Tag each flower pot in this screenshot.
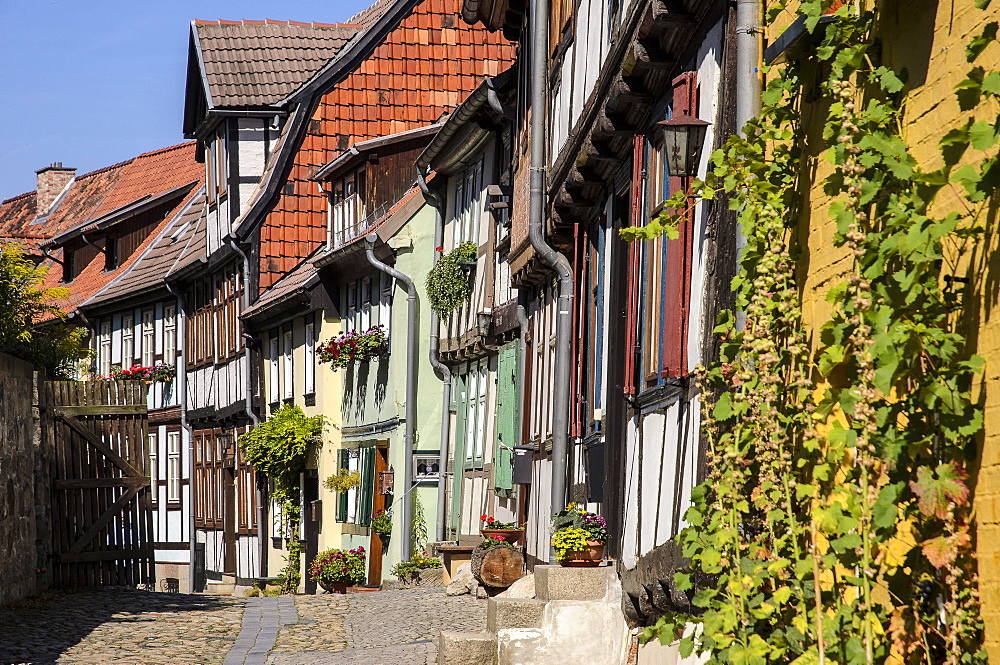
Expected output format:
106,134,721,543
318,580,350,594
557,541,605,567
481,528,525,546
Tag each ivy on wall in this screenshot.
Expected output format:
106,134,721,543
426,241,477,318
627,0,1000,662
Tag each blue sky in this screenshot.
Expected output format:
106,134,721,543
0,1,371,199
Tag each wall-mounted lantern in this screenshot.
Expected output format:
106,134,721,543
657,115,711,177
218,432,236,469
476,310,492,337
378,469,394,495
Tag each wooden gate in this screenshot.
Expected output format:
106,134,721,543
42,380,153,587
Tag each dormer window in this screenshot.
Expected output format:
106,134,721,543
328,168,366,249
62,248,75,283
104,236,118,271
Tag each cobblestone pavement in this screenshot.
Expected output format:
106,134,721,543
0,588,245,664
0,587,485,665
268,587,487,665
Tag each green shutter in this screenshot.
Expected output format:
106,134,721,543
494,343,519,495
358,447,375,527
450,371,469,532
336,449,348,522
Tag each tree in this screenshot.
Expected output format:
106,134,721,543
0,244,88,378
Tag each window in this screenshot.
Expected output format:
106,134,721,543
268,334,280,404
452,159,484,247
380,272,393,339
208,132,228,203
62,248,75,283
185,277,217,368
104,236,118,271
282,330,293,400
167,432,181,502
163,305,177,365
99,321,112,376
149,432,158,506
328,168,367,248
460,359,489,468
360,275,372,331
141,309,155,367
121,314,134,367
304,321,316,395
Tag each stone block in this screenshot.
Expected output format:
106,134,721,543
439,630,497,665
487,597,547,632
447,562,476,596
534,565,617,602
497,572,535,599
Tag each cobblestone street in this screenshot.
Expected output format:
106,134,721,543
0,587,485,665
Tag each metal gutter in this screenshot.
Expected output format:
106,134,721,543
364,233,419,564
417,166,453,543
529,0,575,563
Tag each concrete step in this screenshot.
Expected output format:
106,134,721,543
439,630,498,665
486,597,547,632
534,565,617,602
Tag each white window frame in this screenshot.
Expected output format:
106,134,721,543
360,275,372,331
141,309,155,367
380,272,392,341
99,321,112,376
268,335,280,404
163,305,177,365
121,314,134,367
304,321,316,396
453,158,484,248
149,432,158,504
282,330,293,400
167,432,181,503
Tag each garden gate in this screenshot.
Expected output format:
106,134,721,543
42,380,153,588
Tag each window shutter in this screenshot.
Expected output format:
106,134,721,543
358,447,375,527
493,343,518,495
336,449,348,522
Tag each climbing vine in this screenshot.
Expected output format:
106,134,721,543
239,404,324,593
630,0,999,662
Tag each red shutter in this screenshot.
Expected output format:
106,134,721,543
660,72,698,379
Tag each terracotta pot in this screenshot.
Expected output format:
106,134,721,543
481,528,525,546
556,540,605,567
318,579,349,594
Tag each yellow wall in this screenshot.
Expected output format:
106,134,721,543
769,0,1000,654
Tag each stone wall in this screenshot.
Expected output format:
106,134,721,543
0,353,40,605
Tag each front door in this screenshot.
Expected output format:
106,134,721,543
367,445,389,586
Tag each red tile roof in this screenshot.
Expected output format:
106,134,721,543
0,143,204,318
252,0,515,292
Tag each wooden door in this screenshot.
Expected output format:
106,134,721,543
494,342,519,496
368,445,389,586
44,380,153,588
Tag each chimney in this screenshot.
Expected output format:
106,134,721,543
35,162,75,215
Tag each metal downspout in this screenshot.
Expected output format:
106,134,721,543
418,168,453,543
529,0,574,564
515,303,528,450
165,281,197,592
225,235,264,578
735,0,762,323
364,234,419,562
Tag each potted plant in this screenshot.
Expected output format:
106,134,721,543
317,325,388,370
324,468,361,493
370,509,392,537
390,552,443,586
480,514,526,546
308,546,366,593
551,503,608,567
426,241,478,318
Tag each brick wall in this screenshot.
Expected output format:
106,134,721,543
34,164,75,216
0,353,41,605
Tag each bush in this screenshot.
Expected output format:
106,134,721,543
390,552,442,581
308,547,367,585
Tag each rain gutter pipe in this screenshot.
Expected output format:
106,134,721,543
529,0,575,563
735,0,762,328
224,234,265,577
417,167,453,543
364,234,418,562
164,280,197,592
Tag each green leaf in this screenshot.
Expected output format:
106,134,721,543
872,483,902,529
983,71,1000,95
966,21,998,61
909,462,970,518
969,120,998,150
874,66,904,93
713,391,734,420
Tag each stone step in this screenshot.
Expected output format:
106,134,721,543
534,565,617,602
204,582,235,596
439,630,498,665
486,597,547,632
